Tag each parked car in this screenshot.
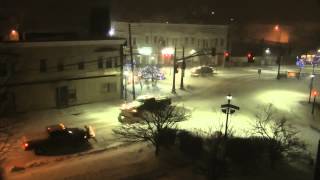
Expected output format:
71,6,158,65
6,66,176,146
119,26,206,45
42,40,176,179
22,124,96,155
191,66,215,77
118,95,171,123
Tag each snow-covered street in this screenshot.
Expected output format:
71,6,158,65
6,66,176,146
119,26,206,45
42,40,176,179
3,65,320,179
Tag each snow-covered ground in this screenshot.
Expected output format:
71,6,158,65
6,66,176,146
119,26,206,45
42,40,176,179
3,65,320,179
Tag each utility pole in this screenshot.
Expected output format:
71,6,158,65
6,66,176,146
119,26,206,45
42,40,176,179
180,47,185,90
172,47,177,94
120,44,124,99
128,23,136,100
314,140,320,180
276,28,282,80
309,65,316,103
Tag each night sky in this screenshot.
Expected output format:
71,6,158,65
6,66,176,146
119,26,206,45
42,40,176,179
111,0,320,24
0,0,319,31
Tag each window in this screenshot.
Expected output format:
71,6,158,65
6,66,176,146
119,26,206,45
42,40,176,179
154,36,157,44
185,37,189,46
40,59,47,73
114,57,119,67
105,82,117,93
191,38,195,45
78,62,84,70
198,39,201,48
145,36,149,44
0,62,7,77
68,89,77,101
133,37,136,46
220,39,225,47
215,38,218,46
98,57,103,69
57,62,64,72
105,58,113,68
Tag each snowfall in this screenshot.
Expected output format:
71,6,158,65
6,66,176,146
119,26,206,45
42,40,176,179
2,65,320,179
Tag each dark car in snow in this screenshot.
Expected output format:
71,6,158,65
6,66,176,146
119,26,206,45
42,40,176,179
22,124,96,155
118,95,171,123
191,66,216,77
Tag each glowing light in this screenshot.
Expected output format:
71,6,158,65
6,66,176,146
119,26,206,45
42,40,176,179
224,51,230,57
161,47,174,55
190,49,196,55
318,49,320,53
138,47,152,56
265,48,271,54
312,89,319,97
108,27,115,36
11,30,17,35
227,94,233,100
274,25,280,31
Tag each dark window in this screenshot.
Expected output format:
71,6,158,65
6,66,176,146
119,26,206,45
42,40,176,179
145,36,149,44
0,62,7,77
191,38,195,45
57,62,64,72
185,37,189,45
68,89,77,100
106,58,113,68
40,59,47,73
220,39,225,47
133,37,136,46
154,36,157,44
114,57,118,67
98,57,103,69
106,82,117,92
78,62,85,70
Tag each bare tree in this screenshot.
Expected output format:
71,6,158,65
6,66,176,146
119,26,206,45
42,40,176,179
252,104,306,165
113,105,191,156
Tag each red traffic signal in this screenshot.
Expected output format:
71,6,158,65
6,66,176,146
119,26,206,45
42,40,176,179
224,51,230,57
312,89,319,97
247,52,254,63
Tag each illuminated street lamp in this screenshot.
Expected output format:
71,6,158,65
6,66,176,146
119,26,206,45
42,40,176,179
227,94,233,101
108,27,115,36
265,48,271,55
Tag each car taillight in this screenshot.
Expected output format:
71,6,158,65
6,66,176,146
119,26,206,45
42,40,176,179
23,143,29,149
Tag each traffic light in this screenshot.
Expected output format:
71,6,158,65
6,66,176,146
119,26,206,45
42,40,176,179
224,51,230,61
247,52,254,63
211,48,216,56
174,64,179,73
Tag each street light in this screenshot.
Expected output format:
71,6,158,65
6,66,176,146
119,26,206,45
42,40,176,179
108,27,115,37
227,94,233,101
265,48,271,55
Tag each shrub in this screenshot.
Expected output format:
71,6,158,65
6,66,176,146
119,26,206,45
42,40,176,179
177,130,204,160
157,128,177,147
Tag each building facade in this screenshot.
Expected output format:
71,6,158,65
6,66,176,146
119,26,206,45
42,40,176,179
111,21,228,67
0,39,125,112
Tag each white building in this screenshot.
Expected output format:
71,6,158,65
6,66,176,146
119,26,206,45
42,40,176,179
110,21,228,67
0,39,125,112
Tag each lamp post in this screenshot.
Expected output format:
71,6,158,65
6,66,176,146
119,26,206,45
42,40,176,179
224,94,233,139
309,73,316,103
312,89,318,114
